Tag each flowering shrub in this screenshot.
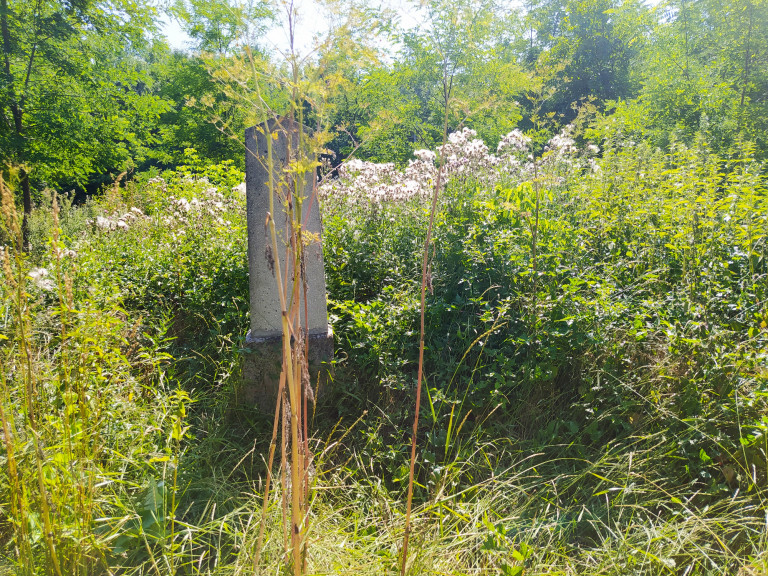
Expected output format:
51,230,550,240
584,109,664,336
438,127,497,179
539,125,601,185
321,131,768,530
90,206,147,231
319,126,600,207
28,164,251,361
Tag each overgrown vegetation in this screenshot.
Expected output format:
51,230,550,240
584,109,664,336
3,121,768,573
2,0,768,573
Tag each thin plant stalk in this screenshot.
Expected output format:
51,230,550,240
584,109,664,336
239,21,325,575
531,162,540,333
262,115,308,576
254,370,286,567
283,117,306,573
401,99,451,576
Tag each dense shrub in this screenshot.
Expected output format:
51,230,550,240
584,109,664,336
321,128,768,507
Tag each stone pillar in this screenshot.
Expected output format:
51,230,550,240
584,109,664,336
241,117,333,409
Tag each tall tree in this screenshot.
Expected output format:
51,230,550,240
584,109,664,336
521,0,648,125
609,0,768,155
326,0,529,164
0,0,160,239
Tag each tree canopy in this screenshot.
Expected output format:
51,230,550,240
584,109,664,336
2,0,767,209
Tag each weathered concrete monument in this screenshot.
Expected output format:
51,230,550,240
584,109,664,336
241,117,333,408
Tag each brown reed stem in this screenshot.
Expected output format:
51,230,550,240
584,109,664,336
401,102,450,576
254,370,286,567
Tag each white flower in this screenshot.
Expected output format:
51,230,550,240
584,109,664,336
414,149,436,163
95,216,112,229
344,158,365,173
497,129,531,153
29,267,48,280
29,268,54,291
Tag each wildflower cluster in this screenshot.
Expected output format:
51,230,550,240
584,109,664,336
87,178,242,234
497,129,531,155
320,126,600,206
539,125,601,184
319,158,437,205
496,128,534,180
164,190,231,228
438,128,497,179
90,207,146,231
28,266,55,291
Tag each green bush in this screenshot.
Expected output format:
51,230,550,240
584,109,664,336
321,134,768,503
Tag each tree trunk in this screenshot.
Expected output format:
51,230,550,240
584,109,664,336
2,0,32,249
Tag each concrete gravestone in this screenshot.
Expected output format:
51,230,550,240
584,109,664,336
242,117,333,408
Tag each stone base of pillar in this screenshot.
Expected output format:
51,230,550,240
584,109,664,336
240,326,333,410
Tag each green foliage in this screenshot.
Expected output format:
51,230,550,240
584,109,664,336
0,181,193,573
5,0,768,572
520,0,647,124
321,136,768,520
598,0,768,158
140,49,249,171
3,130,768,574
0,160,256,573
325,0,529,164
0,0,168,190
172,0,271,54
0,0,250,197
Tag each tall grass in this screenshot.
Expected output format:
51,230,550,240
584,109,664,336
0,165,246,574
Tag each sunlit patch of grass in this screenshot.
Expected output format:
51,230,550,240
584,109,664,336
158,421,766,575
